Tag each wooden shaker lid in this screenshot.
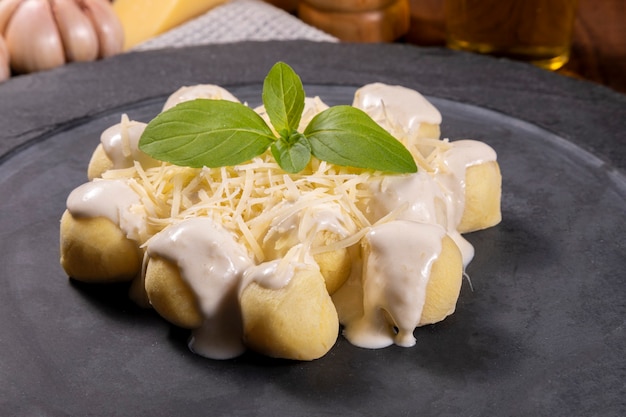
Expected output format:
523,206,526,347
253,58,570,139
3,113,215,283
298,0,410,42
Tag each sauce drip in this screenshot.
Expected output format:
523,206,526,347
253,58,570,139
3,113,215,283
340,221,446,348
147,217,253,359
66,179,146,242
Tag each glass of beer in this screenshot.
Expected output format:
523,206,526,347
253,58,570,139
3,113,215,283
444,0,579,70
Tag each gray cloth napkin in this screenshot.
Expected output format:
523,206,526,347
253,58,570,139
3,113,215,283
133,0,337,51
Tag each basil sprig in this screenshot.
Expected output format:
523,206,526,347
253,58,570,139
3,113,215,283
139,62,417,174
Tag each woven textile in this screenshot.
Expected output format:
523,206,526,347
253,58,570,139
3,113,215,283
133,0,337,51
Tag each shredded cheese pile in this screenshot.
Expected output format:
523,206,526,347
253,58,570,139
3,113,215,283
101,154,375,262
99,98,453,263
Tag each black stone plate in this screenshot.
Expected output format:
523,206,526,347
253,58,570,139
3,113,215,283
0,41,624,417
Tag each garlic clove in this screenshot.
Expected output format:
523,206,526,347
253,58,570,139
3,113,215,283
0,0,23,35
5,0,66,74
0,35,10,82
51,0,99,62
78,0,124,59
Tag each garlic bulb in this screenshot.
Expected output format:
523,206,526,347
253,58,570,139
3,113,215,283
0,0,124,75
53,0,100,63
0,34,9,81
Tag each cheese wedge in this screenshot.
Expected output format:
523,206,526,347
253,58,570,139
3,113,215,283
112,0,230,49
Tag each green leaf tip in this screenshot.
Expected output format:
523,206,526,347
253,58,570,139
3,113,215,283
262,62,305,135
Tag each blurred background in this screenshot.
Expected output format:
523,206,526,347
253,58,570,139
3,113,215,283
1,0,624,94
266,0,626,94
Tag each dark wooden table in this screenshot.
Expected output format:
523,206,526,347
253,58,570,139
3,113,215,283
406,0,626,94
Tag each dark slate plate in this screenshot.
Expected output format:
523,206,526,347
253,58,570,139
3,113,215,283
0,41,624,417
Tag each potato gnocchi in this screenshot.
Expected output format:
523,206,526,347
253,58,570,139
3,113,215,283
60,82,501,360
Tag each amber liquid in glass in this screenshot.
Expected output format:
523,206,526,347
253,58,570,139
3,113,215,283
445,0,578,70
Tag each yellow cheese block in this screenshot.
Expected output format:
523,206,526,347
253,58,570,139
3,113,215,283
113,0,230,50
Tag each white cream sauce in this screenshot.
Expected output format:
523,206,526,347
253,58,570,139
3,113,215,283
353,82,442,136
439,139,497,265
443,139,497,177
241,259,289,291
361,170,448,227
100,115,158,170
162,84,240,111
240,244,318,292
339,221,446,349
358,138,497,268
66,179,146,242
146,217,253,359
262,200,356,259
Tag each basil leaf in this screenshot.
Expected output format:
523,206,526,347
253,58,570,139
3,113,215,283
139,99,275,168
271,133,312,173
139,62,419,175
262,62,305,134
304,106,418,173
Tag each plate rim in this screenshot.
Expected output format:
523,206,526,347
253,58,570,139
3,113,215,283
1,42,625,416
0,41,625,171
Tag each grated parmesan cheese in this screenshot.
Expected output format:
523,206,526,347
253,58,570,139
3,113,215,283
97,92,460,265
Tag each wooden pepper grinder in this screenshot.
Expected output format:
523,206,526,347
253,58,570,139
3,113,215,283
298,0,410,42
